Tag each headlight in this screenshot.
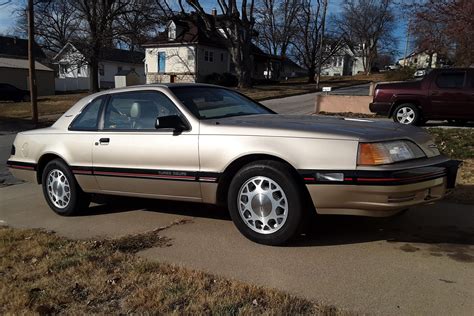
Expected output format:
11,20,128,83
358,140,425,165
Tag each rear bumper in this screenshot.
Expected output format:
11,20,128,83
303,159,461,217
7,160,38,183
369,101,391,116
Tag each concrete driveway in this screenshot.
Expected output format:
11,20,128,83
1,182,473,315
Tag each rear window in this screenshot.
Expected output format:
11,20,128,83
435,72,465,89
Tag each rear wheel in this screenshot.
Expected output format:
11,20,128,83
227,161,303,245
393,103,421,125
41,159,90,216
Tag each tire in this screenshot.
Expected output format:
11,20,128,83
227,160,303,246
41,159,90,216
392,103,421,125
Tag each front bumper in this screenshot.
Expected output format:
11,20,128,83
303,159,461,217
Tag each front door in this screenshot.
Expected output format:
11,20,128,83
92,90,201,201
430,70,470,119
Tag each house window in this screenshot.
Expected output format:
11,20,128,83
158,52,166,73
168,22,176,40
221,53,224,62
117,66,123,73
99,64,104,76
204,50,214,62
60,64,69,75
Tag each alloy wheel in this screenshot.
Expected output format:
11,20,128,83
237,176,288,234
46,169,71,209
396,106,416,124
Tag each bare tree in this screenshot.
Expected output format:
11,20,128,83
16,0,81,55
70,0,146,92
335,0,395,75
115,0,164,51
160,0,258,88
255,0,300,56
406,0,474,67
291,0,343,83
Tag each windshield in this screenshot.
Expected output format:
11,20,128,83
170,86,274,120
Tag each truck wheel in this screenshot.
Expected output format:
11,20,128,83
393,103,421,125
227,160,303,246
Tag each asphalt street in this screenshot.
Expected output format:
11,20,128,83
1,183,473,315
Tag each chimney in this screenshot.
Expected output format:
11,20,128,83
211,8,217,16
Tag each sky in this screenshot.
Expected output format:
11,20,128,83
0,0,409,59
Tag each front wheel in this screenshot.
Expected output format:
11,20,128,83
393,103,421,125
227,161,304,245
42,159,90,216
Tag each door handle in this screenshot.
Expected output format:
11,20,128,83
99,138,110,144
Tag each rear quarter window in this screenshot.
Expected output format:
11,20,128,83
435,72,466,89
69,96,105,131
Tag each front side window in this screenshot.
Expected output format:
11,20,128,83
170,87,273,120
70,96,105,130
103,91,180,130
436,72,465,89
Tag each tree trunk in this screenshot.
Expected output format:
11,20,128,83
89,57,100,92
307,66,316,83
231,41,253,88
236,59,253,88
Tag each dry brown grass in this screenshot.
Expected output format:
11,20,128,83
0,93,86,119
448,159,474,204
0,225,346,315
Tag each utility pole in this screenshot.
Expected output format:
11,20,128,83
315,0,328,90
28,0,38,126
403,18,411,67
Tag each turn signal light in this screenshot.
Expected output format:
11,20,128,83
358,143,391,165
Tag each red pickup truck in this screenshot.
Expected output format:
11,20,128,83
370,68,474,125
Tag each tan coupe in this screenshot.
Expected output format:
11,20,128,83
7,84,460,245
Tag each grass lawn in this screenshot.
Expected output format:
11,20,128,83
0,225,344,315
427,128,474,204
0,93,87,120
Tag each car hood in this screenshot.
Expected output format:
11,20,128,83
200,114,439,157
202,114,411,139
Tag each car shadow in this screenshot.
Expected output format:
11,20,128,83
79,195,474,254
79,196,231,221
424,121,474,128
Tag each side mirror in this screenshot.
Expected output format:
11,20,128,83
155,115,188,132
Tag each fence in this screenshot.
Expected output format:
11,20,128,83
55,77,90,92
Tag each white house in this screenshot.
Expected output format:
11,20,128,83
53,43,145,91
397,51,443,69
143,18,232,83
321,46,365,76
143,15,304,84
